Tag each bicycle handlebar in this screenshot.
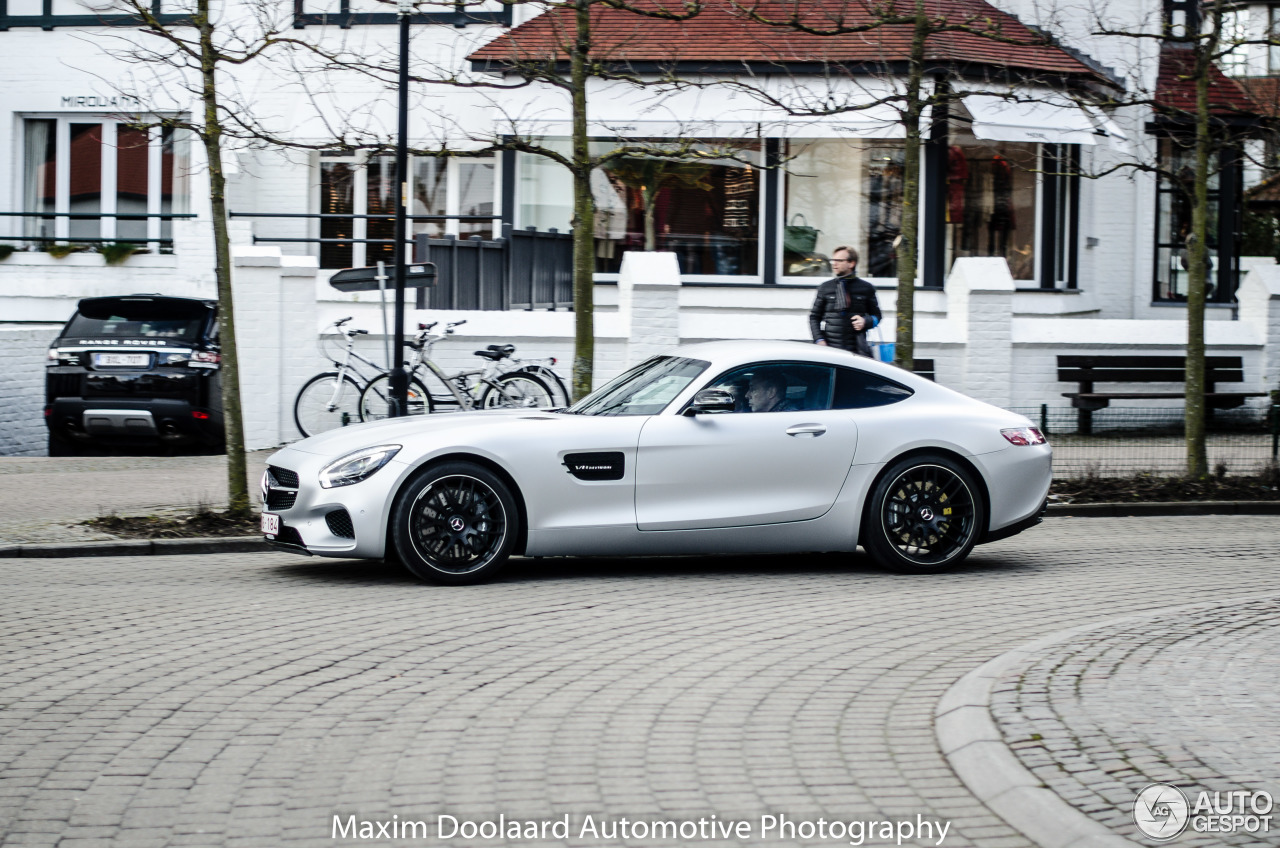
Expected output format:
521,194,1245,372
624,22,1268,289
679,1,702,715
335,316,352,327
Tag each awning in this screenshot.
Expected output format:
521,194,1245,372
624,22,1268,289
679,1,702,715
494,81,910,141
961,94,1102,145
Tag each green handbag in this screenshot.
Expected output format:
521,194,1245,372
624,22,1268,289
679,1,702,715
783,213,820,254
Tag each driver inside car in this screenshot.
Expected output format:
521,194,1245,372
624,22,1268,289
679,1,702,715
745,370,801,413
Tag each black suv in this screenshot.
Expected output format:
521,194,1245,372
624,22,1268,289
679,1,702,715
45,295,224,455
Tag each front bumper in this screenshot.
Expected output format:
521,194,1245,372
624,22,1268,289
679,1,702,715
259,446,401,559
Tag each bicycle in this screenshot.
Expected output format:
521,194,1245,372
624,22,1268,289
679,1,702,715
358,321,557,420
294,317,387,437
496,351,571,408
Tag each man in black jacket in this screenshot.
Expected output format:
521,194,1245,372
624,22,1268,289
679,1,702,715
808,245,882,357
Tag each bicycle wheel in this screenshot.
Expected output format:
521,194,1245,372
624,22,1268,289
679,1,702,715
518,365,571,407
294,372,363,437
359,375,433,422
480,372,555,410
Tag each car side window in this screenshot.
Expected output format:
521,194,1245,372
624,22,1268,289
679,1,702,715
832,366,914,409
704,363,835,413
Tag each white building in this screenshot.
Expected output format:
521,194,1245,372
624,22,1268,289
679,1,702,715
1,0,1277,454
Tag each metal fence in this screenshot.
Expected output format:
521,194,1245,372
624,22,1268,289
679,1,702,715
1010,405,1280,478
412,225,574,312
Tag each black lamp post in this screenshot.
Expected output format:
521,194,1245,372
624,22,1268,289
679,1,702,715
387,0,413,416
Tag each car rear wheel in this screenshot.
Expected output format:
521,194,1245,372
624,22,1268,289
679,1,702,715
862,454,985,572
47,432,80,457
391,462,519,585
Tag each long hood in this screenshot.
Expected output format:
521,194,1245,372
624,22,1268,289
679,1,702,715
286,409,558,455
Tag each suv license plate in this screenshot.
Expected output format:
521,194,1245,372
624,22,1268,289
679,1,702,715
261,513,279,536
93,353,150,367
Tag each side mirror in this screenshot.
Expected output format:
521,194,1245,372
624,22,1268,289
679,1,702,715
686,388,736,415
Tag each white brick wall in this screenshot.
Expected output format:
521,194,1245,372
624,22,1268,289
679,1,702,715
0,326,60,456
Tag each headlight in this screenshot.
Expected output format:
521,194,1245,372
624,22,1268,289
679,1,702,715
319,445,401,488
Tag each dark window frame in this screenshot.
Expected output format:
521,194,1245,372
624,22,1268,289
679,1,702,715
290,1,511,29
1151,138,1242,304
0,0,187,31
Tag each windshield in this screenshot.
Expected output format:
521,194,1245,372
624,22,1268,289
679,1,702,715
568,356,709,416
64,303,208,342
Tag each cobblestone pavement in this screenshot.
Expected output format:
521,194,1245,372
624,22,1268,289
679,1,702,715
0,452,272,544
1,516,1277,848
990,595,1280,846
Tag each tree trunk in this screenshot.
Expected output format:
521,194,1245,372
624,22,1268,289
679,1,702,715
1185,9,1217,480
894,0,929,372
569,0,596,401
643,187,657,251
199,0,250,516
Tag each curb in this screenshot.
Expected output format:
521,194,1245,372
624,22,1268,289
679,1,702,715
1046,500,1280,517
0,502,1276,558
936,593,1280,848
0,536,269,559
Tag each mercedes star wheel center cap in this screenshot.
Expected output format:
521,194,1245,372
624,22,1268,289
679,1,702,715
919,507,935,521
449,516,466,532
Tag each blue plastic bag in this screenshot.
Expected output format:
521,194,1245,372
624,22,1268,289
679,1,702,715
874,342,895,363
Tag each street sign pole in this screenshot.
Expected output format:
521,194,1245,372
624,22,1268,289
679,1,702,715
388,0,413,416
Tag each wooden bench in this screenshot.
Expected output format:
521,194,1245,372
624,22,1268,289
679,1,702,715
1057,355,1265,433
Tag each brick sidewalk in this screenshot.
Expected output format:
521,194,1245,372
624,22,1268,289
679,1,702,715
0,451,274,544
1,516,1277,847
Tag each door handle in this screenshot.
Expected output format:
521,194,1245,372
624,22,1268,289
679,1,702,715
785,423,826,437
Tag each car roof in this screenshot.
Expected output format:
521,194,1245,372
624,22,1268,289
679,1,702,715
670,339,928,382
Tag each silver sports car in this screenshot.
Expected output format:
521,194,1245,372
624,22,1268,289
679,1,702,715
261,340,1051,584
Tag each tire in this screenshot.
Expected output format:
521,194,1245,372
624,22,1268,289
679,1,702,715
391,461,520,585
862,453,986,573
47,431,80,457
359,375,432,422
479,372,554,410
294,372,363,437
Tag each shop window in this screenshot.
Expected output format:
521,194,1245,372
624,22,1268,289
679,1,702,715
317,152,496,269
945,125,1039,282
19,117,188,249
518,140,759,277
594,142,760,277
781,140,904,279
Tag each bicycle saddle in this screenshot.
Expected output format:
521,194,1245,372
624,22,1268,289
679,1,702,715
473,344,516,361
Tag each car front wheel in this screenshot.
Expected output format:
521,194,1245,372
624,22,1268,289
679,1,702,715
391,461,519,585
862,454,985,572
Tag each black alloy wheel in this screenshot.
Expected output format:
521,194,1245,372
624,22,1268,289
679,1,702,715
391,461,519,585
862,454,985,572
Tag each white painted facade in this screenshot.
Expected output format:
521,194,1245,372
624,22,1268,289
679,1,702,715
0,0,1277,455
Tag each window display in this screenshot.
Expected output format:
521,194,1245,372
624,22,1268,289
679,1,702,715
945,125,1038,281
783,140,904,279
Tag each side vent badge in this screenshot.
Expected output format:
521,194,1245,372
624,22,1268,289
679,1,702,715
562,451,625,481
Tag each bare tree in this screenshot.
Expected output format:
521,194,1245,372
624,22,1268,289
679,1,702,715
297,0,786,400
88,0,319,516
725,0,1101,370
1068,0,1263,478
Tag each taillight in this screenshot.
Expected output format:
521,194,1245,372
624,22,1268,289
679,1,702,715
1001,427,1046,446
192,410,211,420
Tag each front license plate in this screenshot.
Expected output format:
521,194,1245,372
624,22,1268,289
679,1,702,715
93,353,150,367
261,513,279,536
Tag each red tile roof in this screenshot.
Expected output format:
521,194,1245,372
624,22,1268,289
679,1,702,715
469,0,1100,79
1238,76,1280,118
1154,47,1258,117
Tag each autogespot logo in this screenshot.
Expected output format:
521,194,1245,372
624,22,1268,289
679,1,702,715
1134,783,1191,841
